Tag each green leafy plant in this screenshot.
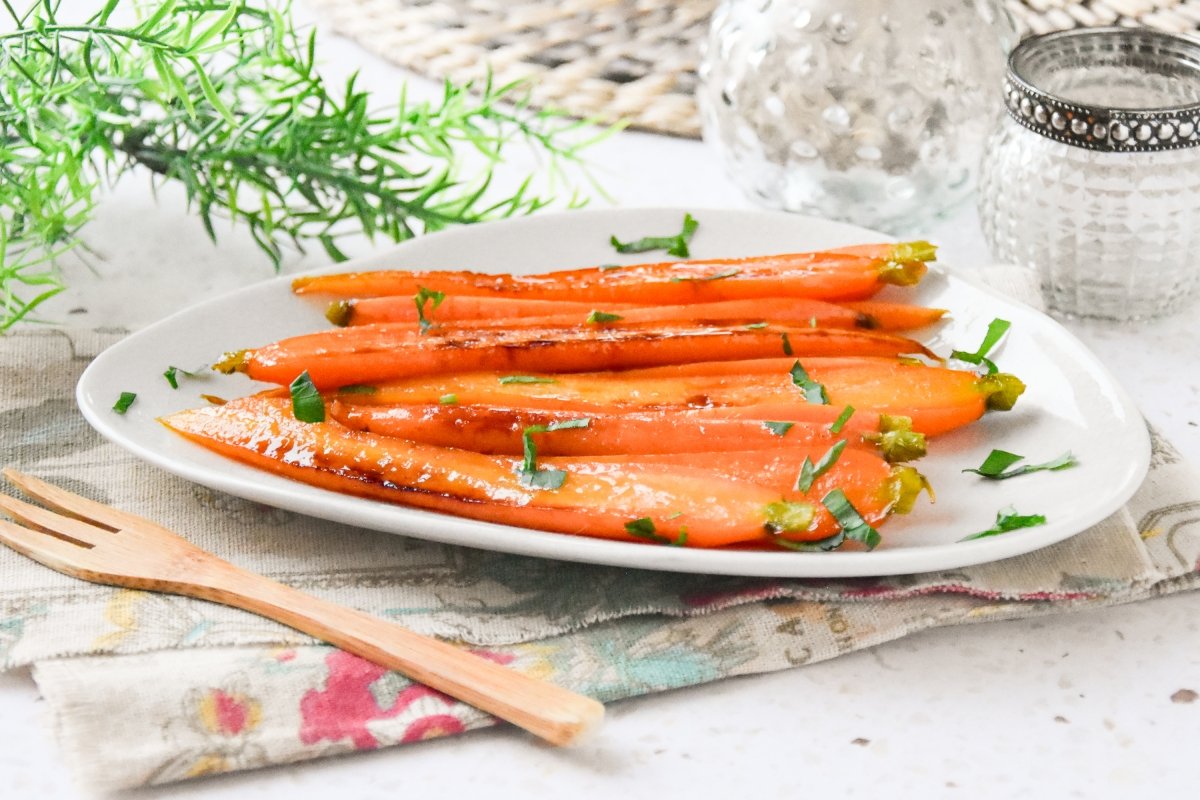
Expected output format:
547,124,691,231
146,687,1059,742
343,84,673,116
0,0,601,331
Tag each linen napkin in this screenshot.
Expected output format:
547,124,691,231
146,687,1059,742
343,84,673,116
1,268,1198,790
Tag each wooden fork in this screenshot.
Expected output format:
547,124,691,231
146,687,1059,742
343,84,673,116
0,468,603,746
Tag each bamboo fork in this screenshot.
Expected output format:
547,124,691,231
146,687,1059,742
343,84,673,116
0,468,603,746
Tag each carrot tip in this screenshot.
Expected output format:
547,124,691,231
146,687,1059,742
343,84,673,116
212,349,249,375
326,300,353,327
891,241,938,264
887,466,934,514
763,500,816,535
977,372,1026,411
878,259,928,287
863,414,927,462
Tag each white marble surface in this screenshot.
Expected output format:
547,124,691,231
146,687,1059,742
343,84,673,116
3,5,1200,796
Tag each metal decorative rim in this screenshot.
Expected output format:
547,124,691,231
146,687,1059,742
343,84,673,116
1005,27,1200,152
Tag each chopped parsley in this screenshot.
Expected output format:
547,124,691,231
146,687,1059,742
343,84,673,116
951,318,1011,374
586,310,624,324
829,405,855,434
745,321,768,330
960,506,1047,541
413,286,446,334
438,393,459,405
623,517,687,546
763,421,795,437
964,450,1077,480
789,360,829,404
517,418,591,490
162,365,202,390
610,212,699,258
112,391,137,414
822,489,881,550
337,384,377,395
795,440,847,493
289,371,325,423
781,332,793,356
499,375,557,385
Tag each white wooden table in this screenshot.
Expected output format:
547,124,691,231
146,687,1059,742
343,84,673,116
3,8,1199,796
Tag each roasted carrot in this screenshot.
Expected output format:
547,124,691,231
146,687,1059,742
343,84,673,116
333,296,866,330
216,325,931,390
161,396,910,548
329,402,911,458
291,242,933,304
574,448,930,542
334,358,1023,436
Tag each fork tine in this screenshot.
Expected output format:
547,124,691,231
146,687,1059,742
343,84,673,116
0,516,95,574
0,492,110,547
2,468,148,532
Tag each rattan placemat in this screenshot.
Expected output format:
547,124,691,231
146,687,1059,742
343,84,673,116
307,0,1200,139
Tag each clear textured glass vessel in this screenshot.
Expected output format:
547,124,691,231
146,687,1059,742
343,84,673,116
978,27,1200,321
697,0,1015,233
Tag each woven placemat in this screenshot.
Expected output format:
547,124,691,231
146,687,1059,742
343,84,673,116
308,0,1200,139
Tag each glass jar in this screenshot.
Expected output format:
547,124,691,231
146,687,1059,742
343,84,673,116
978,28,1200,321
697,0,1016,233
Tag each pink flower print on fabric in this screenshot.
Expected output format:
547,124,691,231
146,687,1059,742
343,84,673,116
298,649,513,750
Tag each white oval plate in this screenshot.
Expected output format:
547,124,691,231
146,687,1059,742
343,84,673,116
77,208,1150,577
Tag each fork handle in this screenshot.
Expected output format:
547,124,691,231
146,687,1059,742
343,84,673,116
184,563,603,746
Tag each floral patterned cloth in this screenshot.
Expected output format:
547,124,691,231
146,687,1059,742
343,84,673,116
3,270,1200,790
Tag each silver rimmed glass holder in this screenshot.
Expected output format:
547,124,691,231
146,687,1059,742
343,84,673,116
978,27,1200,321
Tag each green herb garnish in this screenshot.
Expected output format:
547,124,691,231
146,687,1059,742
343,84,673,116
960,506,1047,541
289,371,325,423
438,393,459,405
789,360,829,404
763,421,795,437
822,489,881,550
162,365,201,390
610,213,698,258
112,391,137,415
414,287,446,334
795,440,847,493
781,332,793,356
829,405,855,434
745,322,768,330
499,375,557,385
586,310,624,324
951,318,1011,374
0,1,597,334
623,517,687,546
964,450,1077,480
517,418,591,489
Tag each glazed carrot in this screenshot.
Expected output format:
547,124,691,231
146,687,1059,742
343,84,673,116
291,242,933,303
327,296,635,326
329,402,900,457
217,325,930,390
575,448,929,542
161,396,906,548
333,296,865,330
335,358,1023,436
841,301,948,331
